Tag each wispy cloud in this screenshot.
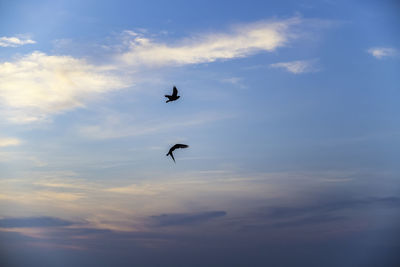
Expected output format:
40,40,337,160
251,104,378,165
150,211,226,227
239,196,400,231
367,47,398,59
0,137,21,147
105,183,165,195
0,35,36,47
269,59,319,74
35,191,85,201
118,17,302,66
0,216,75,228
0,18,304,124
0,52,130,123
78,112,232,140
220,77,247,89
265,196,400,219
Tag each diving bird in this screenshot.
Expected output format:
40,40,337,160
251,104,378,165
166,144,189,163
165,86,180,103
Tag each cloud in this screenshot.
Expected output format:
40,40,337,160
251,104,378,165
1,221,399,267
150,211,226,227
105,183,164,195
78,112,232,139
271,214,346,228
265,196,400,219
35,191,85,201
367,47,398,59
0,36,35,47
118,17,301,66
0,137,21,147
0,52,130,123
269,59,319,74
220,77,247,89
0,18,307,124
0,217,75,228
221,77,242,85
239,196,400,230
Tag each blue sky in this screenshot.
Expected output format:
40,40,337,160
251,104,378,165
0,0,399,266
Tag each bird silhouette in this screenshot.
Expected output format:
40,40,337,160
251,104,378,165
165,86,180,103
166,144,189,163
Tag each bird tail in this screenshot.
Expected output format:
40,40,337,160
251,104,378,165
166,152,175,163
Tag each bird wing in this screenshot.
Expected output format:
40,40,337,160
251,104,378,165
170,152,175,162
174,144,189,149
172,86,178,97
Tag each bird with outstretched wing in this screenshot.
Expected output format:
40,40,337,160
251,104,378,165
165,86,180,103
166,144,189,163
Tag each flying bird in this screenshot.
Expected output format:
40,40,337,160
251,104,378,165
165,86,180,103
166,144,189,163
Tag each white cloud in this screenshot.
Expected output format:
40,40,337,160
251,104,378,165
221,77,246,89
0,137,21,147
221,77,242,85
269,59,319,74
0,36,36,47
118,17,301,66
367,47,398,59
0,18,303,124
0,52,130,123
105,183,164,195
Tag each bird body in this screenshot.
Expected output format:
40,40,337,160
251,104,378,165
166,144,189,163
165,86,180,103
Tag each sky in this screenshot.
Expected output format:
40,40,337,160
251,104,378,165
0,0,399,266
